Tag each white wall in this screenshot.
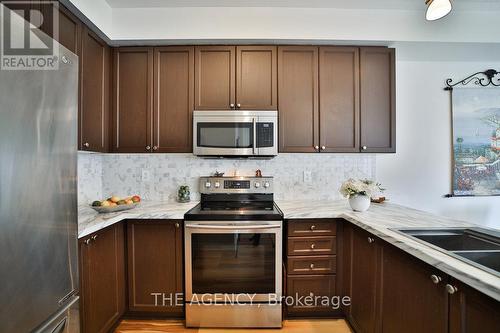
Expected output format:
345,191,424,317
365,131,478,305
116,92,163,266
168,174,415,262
110,7,500,43
377,46,500,229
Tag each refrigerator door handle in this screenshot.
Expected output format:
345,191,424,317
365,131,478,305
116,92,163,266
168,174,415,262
50,317,67,333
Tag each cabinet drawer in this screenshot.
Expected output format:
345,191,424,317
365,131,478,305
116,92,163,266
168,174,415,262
288,237,336,256
287,256,336,275
288,219,337,237
286,275,336,314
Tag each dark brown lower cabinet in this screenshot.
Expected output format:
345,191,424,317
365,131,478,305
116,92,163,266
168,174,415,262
345,224,381,333
286,219,340,317
343,221,500,333
79,223,126,333
381,244,448,333
286,275,337,316
127,219,184,316
449,278,500,333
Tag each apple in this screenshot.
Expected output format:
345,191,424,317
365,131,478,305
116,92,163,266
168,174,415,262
131,195,141,203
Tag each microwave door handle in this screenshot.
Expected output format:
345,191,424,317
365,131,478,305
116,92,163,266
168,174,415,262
253,118,257,155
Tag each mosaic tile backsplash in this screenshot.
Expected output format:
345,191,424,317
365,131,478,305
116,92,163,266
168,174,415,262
78,153,375,204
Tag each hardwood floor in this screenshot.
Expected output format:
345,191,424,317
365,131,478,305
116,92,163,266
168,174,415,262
115,319,353,333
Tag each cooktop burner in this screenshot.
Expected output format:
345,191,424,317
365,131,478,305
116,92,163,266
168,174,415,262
184,176,283,221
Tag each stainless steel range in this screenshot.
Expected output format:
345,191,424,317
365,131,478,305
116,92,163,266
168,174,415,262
184,176,283,328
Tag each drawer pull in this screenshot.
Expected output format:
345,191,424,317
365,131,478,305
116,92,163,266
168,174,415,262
368,237,375,243
310,243,316,249
310,225,316,231
310,263,315,269
446,284,458,295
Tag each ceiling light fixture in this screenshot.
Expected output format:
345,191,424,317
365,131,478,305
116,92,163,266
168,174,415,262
425,0,453,21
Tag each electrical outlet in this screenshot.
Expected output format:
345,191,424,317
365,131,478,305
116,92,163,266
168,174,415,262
303,170,312,183
141,169,151,182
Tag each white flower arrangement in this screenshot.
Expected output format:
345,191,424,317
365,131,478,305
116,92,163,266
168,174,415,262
339,178,384,199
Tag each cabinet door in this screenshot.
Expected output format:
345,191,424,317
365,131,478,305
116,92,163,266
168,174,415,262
127,220,184,315
287,275,337,316
278,46,319,153
319,47,360,152
80,27,110,152
382,244,448,333
194,46,235,110
236,46,277,110
80,224,126,333
348,226,381,333
360,47,395,153
449,279,500,333
153,46,194,153
113,47,153,153
57,5,81,55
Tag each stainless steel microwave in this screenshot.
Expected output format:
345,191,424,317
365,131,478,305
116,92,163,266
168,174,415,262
193,110,278,157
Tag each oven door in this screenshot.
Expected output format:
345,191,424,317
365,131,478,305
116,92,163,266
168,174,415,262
185,221,282,303
193,112,255,156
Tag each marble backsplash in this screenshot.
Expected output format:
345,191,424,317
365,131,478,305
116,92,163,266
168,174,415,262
78,152,375,204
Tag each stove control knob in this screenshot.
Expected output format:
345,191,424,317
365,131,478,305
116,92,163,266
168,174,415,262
264,182,270,188
254,182,261,188
205,181,211,188
214,181,220,188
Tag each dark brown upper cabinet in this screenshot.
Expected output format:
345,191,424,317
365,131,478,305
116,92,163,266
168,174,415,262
153,46,194,153
112,47,154,153
360,47,396,153
127,220,184,315
57,5,81,55
79,224,126,333
194,46,277,111
319,47,360,153
80,27,110,152
278,46,319,153
236,46,277,110
194,46,236,110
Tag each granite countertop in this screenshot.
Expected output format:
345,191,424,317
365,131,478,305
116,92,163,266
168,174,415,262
78,199,500,301
78,200,198,239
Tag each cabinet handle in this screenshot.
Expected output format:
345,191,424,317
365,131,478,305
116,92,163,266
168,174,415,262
310,225,316,231
84,238,91,245
152,145,158,151
362,146,367,151
175,223,180,228
367,237,375,243
310,263,315,269
430,274,442,284
91,234,98,241
230,104,235,109
310,243,316,249
314,146,319,150
83,142,90,148
237,103,241,109
146,145,151,151
321,146,326,150
445,284,458,294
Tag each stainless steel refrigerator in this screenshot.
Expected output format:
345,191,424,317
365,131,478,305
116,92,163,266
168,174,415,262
0,4,80,332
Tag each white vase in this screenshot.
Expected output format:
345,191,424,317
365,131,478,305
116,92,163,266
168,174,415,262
349,194,371,212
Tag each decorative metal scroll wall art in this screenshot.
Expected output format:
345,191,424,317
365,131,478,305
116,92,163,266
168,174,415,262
445,70,500,197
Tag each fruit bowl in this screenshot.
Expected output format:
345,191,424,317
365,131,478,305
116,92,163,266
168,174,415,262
90,195,141,214
90,202,140,214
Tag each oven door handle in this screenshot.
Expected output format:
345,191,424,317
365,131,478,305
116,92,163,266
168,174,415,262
185,224,281,231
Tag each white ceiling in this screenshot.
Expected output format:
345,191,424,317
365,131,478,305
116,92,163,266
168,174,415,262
104,0,500,10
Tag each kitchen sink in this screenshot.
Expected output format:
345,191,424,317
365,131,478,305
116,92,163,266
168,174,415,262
393,228,500,277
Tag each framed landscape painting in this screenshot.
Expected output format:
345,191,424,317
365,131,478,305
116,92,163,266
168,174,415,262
452,87,500,196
